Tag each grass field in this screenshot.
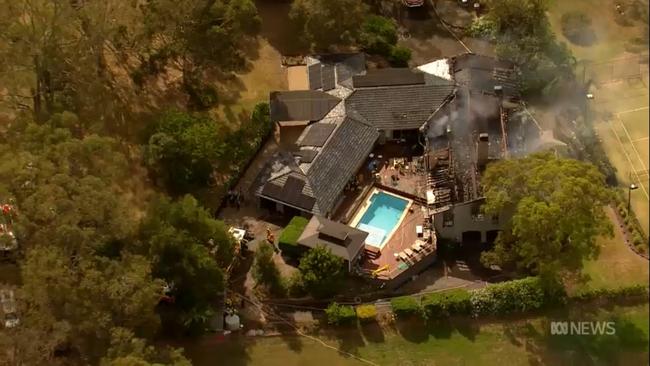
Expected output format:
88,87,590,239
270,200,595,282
580,208,649,290
186,304,649,366
548,0,650,235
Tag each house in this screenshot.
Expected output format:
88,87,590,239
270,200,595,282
257,53,454,218
256,52,543,248
296,215,368,271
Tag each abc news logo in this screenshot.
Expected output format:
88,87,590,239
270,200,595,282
550,321,616,336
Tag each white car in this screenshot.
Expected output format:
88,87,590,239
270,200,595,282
4,313,19,328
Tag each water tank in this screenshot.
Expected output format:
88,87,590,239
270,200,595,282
225,314,240,331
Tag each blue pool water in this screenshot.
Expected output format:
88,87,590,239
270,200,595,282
356,191,409,247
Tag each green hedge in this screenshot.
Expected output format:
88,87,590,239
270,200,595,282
571,285,649,302
356,304,378,323
470,277,566,317
422,289,472,318
278,216,309,257
390,296,423,318
325,303,357,325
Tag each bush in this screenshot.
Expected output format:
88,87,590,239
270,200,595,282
285,272,306,298
252,243,285,296
468,16,497,40
572,285,649,302
470,277,566,316
298,246,346,299
356,304,378,323
632,233,644,246
422,289,472,318
387,46,411,67
390,296,423,318
326,303,357,325
278,216,309,257
359,15,398,56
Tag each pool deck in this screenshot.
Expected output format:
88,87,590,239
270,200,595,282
348,188,413,251
360,203,436,280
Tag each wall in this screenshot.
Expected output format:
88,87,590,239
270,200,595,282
433,198,507,243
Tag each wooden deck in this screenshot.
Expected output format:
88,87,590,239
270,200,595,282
359,203,436,280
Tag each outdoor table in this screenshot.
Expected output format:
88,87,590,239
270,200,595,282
404,248,414,257
412,241,423,252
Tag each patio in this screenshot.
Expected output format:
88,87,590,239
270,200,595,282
359,203,437,281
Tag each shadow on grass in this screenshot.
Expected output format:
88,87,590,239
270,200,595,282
394,317,480,343
503,306,649,365
321,323,366,356
360,321,385,343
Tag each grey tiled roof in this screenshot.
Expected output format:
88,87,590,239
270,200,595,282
270,90,341,122
297,215,368,261
307,117,379,215
346,84,455,130
352,68,425,88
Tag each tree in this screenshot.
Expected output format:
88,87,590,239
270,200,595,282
474,0,575,96
145,110,226,194
480,152,613,280
359,15,398,56
289,0,368,50
252,243,284,296
139,195,235,330
297,245,345,298
19,246,163,363
0,122,135,255
100,328,191,366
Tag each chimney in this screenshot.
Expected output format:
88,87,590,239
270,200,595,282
477,133,489,167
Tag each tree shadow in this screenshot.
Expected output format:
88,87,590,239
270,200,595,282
360,321,385,343
255,0,310,56
321,324,366,356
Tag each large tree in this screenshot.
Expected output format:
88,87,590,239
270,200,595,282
480,152,613,280
472,0,575,96
17,246,164,364
298,245,345,298
289,0,368,50
139,195,235,330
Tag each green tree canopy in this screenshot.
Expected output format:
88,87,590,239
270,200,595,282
252,242,284,296
19,246,164,363
139,195,235,330
473,0,575,96
359,15,398,56
100,328,191,366
298,245,345,298
480,152,613,280
289,0,368,50
0,122,135,255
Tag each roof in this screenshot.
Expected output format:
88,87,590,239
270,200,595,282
270,91,341,122
346,84,455,130
452,53,519,97
257,116,378,216
417,59,453,81
307,53,366,90
297,215,368,261
352,68,425,88
307,117,379,214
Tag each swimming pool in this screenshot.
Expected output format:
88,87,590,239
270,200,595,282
354,190,410,248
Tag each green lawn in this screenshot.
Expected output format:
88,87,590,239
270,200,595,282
184,304,649,366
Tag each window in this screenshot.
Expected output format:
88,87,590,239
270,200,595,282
471,205,484,221
443,210,454,227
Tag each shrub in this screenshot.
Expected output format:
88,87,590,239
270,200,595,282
298,245,346,298
326,302,357,325
356,304,378,323
278,216,309,257
422,289,472,318
572,285,649,302
470,277,566,316
252,243,285,296
390,296,423,318
632,233,644,246
359,15,398,56
387,46,411,67
285,272,306,298
468,16,497,40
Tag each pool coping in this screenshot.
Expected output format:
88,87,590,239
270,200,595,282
349,187,413,252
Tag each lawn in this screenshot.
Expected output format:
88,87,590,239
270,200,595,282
581,208,649,290
184,304,649,366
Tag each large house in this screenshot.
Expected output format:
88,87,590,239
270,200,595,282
255,53,548,247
